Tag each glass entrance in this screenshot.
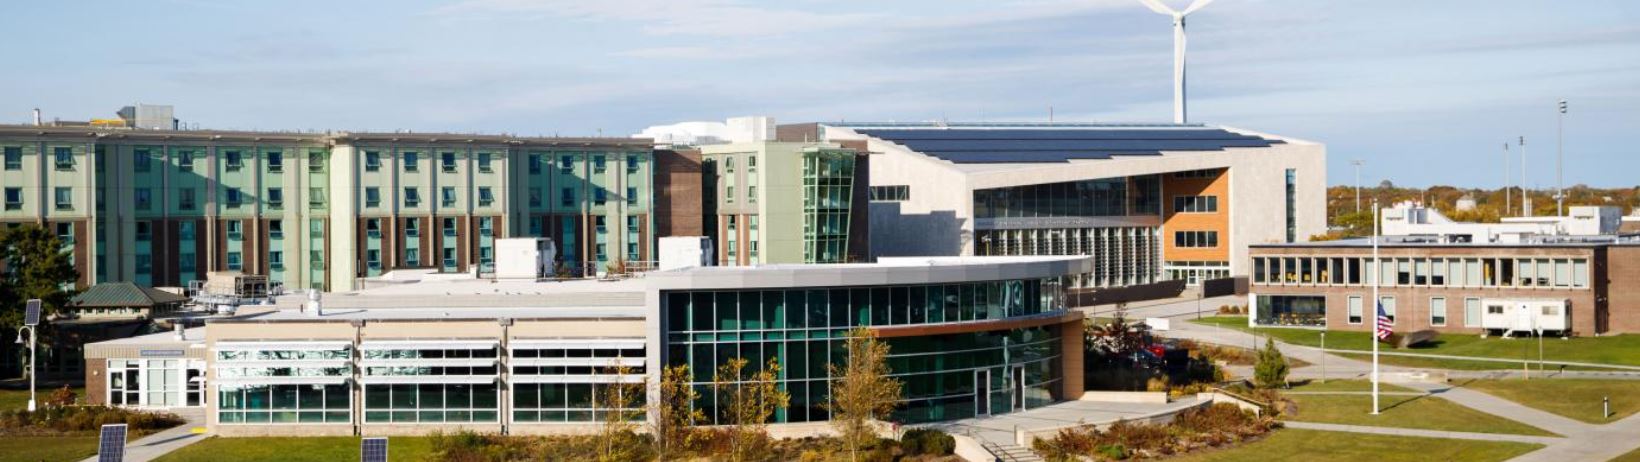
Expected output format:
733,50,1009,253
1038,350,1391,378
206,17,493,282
974,369,990,416
106,359,206,408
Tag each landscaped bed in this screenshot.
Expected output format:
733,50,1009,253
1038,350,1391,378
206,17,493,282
1031,403,1279,461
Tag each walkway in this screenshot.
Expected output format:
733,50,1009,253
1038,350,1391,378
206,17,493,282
921,396,1208,451
83,408,209,462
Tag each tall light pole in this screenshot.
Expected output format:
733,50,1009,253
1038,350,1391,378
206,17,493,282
1503,143,1511,217
1557,99,1567,216
1520,136,1529,217
1352,160,1364,213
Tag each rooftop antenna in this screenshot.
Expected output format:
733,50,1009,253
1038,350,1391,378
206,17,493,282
1136,0,1216,124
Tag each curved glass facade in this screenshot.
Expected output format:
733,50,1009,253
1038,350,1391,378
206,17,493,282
661,278,1067,424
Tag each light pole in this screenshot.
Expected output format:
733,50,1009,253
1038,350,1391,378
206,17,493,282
1520,136,1528,217
1319,331,1327,384
1351,160,1364,213
1503,143,1511,217
15,326,36,412
1557,99,1567,216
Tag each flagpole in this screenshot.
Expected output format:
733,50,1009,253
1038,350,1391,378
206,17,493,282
1371,200,1381,415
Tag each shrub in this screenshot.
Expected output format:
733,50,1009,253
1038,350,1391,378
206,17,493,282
46,386,78,408
1253,337,1289,389
1032,404,1277,461
0,406,184,436
901,428,955,456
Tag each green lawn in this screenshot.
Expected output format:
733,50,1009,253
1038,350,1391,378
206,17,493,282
1167,429,1542,462
1331,352,1615,371
0,387,83,411
1458,378,1640,423
1614,446,1640,462
1283,393,1556,436
1193,316,1640,368
0,436,99,462
1285,379,1416,393
154,436,434,462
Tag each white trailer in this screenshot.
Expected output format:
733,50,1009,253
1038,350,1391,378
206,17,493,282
1480,298,1570,337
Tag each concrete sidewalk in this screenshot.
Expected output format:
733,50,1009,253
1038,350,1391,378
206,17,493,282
82,408,209,462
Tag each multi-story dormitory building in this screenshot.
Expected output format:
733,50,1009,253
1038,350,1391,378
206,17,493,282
0,125,655,291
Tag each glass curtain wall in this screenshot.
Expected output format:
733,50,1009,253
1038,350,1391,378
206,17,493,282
214,343,352,424
662,278,1066,424
971,175,1161,220
801,149,854,263
510,339,647,423
360,343,500,424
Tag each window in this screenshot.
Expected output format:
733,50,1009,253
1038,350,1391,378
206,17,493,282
1430,297,1447,326
477,152,492,172
561,188,575,207
52,147,73,170
3,188,20,210
225,188,243,208
404,152,420,172
364,151,381,171
4,147,21,170
1463,298,1482,327
626,156,640,173
1172,169,1217,179
53,187,72,210
478,187,494,206
226,252,243,270
594,188,606,205
725,157,735,173
55,223,73,245
404,188,421,207
266,151,283,172
443,247,457,269
627,215,639,234
747,156,756,172
406,248,421,266
269,251,284,269
135,222,152,241
225,151,243,170
627,187,637,205
177,150,194,171
529,188,542,207
405,220,420,237
478,217,493,236
1284,168,1297,243
1173,231,1218,248
179,222,196,240
226,221,243,239
747,186,757,203
308,187,326,207
441,187,456,207
135,149,152,172
726,186,735,204
1379,296,1396,323
869,185,910,202
441,152,457,173
593,154,606,173
135,188,152,210
559,155,574,174
269,220,283,238
366,249,381,269
595,216,607,233
366,219,382,238
365,187,381,208
174,188,194,212
308,151,326,172
267,188,283,208
1172,195,1218,213
1347,296,1363,324
528,154,541,174
443,217,458,236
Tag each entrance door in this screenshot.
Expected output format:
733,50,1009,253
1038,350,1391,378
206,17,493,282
974,369,991,417
1012,365,1026,412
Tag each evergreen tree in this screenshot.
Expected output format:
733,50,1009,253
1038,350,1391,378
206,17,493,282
0,224,79,328
1254,337,1289,389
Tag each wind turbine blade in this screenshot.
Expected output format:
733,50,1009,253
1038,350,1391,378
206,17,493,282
1182,0,1216,15
1136,0,1178,15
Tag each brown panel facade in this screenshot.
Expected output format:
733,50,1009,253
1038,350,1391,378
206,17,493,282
1161,168,1230,263
1606,246,1640,333
653,149,703,237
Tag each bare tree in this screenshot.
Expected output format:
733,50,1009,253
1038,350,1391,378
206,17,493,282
828,327,903,461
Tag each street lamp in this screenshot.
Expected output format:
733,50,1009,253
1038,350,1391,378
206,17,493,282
1351,160,1364,213
1557,99,1567,216
18,299,41,412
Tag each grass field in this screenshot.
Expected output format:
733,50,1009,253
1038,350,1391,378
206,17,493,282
1192,316,1640,368
1285,379,1416,393
0,387,83,411
1283,393,1556,436
1458,378,1640,423
154,436,434,462
1167,429,1542,462
0,435,99,462
1615,446,1640,462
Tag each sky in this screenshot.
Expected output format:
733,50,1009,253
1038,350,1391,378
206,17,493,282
2,0,1637,187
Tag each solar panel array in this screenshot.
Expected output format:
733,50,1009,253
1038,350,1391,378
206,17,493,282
98,424,127,462
361,437,389,462
854,128,1282,164
24,299,41,326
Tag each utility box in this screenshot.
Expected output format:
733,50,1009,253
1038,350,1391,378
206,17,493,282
494,238,557,279
659,236,714,271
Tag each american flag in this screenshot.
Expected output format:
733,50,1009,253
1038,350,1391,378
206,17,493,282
1375,302,1394,340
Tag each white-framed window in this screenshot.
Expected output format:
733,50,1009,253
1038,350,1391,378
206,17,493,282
1464,298,1481,327
1430,297,1447,327
1347,295,1363,324
1379,296,1396,323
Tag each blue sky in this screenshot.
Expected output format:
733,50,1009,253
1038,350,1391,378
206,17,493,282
3,0,1637,187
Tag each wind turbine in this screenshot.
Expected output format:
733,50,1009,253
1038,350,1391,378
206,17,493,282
1137,0,1216,124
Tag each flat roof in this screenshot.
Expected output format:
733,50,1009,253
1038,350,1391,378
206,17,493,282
0,125,652,148
214,305,645,323
94,327,207,346
828,122,1286,165
1252,237,1638,250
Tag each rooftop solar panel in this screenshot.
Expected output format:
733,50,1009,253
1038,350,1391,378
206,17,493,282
98,424,127,462
24,299,41,326
362,437,389,462
855,128,1283,164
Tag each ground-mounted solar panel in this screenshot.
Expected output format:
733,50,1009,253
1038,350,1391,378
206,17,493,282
361,437,388,462
98,424,127,462
24,299,41,326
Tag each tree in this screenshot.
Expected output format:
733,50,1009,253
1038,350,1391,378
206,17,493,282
714,356,789,462
0,224,79,329
596,363,647,462
827,327,903,461
1253,337,1289,389
650,364,705,458
1086,304,1151,360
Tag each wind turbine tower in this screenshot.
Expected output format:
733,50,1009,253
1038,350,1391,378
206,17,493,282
1137,0,1217,124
